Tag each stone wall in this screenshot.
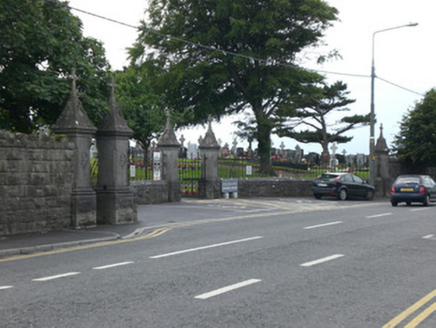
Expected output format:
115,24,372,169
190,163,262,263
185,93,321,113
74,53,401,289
132,181,170,204
0,130,75,235
237,178,314,198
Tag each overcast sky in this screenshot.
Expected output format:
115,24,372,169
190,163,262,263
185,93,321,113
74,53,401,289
68,0,435,155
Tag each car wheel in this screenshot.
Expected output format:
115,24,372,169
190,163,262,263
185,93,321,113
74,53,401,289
366,190,374,200
314,194,322,200
423,194,430,206
338,189,348,201
391,201,398,207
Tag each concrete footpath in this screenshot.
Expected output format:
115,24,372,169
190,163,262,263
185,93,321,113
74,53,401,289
0,197,327,258
0,202,181,258
0,198,246,258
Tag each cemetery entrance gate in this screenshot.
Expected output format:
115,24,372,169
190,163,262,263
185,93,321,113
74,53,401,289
178,155,204,198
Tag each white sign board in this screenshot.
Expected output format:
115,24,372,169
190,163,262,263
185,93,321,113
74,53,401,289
130,165,136,178
153,152,161,181
246,165,253,176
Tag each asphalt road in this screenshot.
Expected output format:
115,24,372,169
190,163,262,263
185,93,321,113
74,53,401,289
1,197,436,327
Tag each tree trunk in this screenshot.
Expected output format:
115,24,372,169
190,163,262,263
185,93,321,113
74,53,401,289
257,121,276,176
320,143,329,165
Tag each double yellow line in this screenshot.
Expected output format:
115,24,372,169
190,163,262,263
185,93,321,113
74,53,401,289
384,289,436,327
0,227,173,263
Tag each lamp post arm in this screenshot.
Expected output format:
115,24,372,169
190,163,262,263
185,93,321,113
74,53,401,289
368,22,418,186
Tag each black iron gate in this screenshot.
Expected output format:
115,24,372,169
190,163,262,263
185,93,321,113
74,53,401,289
178,156,203,197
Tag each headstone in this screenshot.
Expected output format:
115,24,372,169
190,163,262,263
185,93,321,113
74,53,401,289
221,143,230,158
330,142,338,157
187,142,197,159
295,145,302,163
280,142,285,157
356,153,366,166
231,138,238,156
90,141,98,158
236,147,244,158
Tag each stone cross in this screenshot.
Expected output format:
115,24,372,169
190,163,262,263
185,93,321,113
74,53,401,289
342,149,347,157
107,76,118,93
330,142,338,156
68,68,80,93
280,141,285,156
198,136,203,145
179,134,185,148
232,138,238,155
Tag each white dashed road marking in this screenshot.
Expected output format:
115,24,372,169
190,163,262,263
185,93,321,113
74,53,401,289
300,254,345,267
195,279,262,300
150,236,263,259
304,221,343,230
366,213,392,219
410,208,430,212
0,286,13,290
32,272,80,282
93,261,134,270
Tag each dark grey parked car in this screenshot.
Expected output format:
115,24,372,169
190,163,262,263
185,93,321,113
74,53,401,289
390,174,436,206
312,172,375,201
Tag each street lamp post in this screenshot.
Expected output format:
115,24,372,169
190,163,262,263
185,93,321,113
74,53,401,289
369,23,418,186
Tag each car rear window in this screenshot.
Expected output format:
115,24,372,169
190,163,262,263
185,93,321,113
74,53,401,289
395,177,420,184
318,174,340,181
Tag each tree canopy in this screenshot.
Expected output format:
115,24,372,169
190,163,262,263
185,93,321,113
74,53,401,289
277,81,369,164
0,0,110,133
130,0,338,173
392,88,436,166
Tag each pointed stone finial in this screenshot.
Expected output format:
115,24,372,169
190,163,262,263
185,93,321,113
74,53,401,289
165,108,172,129
68,68,80,95
199,115,219,149
375,123,388,152
108,76,118,99
52,68,96,134
158,108,179,147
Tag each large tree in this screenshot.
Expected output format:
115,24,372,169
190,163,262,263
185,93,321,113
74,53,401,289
392,88,436,167
0,0,110,133
130,0,338,174
114,66,166,155
277,81,369,164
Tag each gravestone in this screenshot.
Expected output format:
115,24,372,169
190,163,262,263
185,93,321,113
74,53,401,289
231,138,237,156
236,147,245,158
295,145,302,163
221,143,230,158
356,153,366,166
280,142,285,157
187,142,198,159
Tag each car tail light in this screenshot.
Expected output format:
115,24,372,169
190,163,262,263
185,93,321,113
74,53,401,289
334,177,340,182
419,185,426,194
391,186,396,193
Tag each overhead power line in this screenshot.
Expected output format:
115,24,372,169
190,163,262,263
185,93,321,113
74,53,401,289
376,76,424,96
65,1,370,79
53,0,424,97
